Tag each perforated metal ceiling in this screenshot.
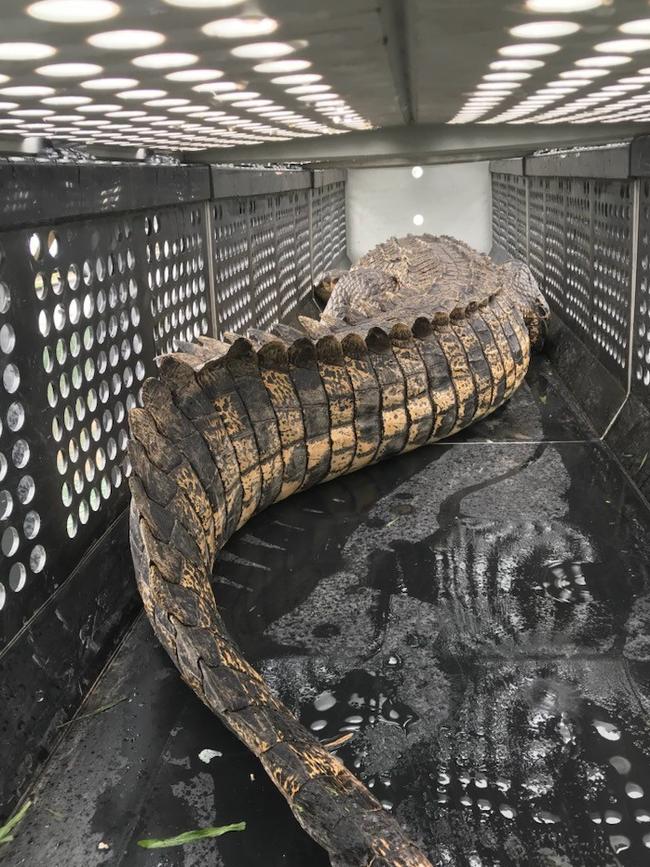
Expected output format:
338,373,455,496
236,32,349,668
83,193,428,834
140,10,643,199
0,0,650,154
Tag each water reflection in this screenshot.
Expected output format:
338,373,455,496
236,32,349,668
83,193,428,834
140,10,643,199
217,441,650,866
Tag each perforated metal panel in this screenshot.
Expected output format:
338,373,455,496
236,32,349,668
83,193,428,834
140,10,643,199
0,215,158,645
633,180,650,398
491,173,509,254
0,166,350,645
144,205,211,354
0,162,350,823
329,182,347,265
211,184,341,335
250,196,280,332
276,193,299,321
500,170,633,385
591,181,632,374
295,190,312,301
527,177,545,287
490,173,526,261
312,181,347,285
543,178,567,322
564,179,592,341
508,175,527,262
311,188,327,286
212,197,254,337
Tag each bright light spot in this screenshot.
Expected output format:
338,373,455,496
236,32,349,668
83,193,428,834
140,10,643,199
594,720,621,741
168,104,210,113
88,30,165,50
271,73,322,85
117,88,167,99
132,52,198,69
626,783,644,799
202,15,277,38
27,0,120,22
478,82,520,90
232,98,273,108
411,166,423,179
10,108,54,117
42,94,91,105
484,72,532,81
254,59,311,73
286,84,330,94
81,77,139,90
214,90,259,101
36,62,103,77
510,20,580,38
560,68,609,78
106,109,146,118
526,0,604,10
231,42,297,59
166,68,223,82
1,85,55,97
297,92,339,102
192,80,241,92
0,42,56,60
576,55,631,66
413,214,424,226
162,0,244,6
596,39,650,53
145,97,190,107
490,59,545,71
619,20,650,36
499,43,561,57
75,103,121,113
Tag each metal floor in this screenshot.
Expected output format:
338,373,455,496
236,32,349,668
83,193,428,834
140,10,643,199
5,356,650,867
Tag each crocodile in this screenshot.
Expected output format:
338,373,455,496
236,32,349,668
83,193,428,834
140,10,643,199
127,234,549,867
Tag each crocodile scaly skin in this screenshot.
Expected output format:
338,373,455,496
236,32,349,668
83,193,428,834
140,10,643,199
128,234,549,867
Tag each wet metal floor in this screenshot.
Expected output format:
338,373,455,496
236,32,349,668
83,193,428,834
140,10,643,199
5,357,650,867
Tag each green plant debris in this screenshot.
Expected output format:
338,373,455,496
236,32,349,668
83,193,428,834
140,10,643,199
137,822,246,849
639,452,648,472
55,697,128,729
0,799,32,846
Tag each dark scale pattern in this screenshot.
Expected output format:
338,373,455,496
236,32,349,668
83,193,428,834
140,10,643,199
633,180,650,396
124,233,550,867
144,206,210,355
